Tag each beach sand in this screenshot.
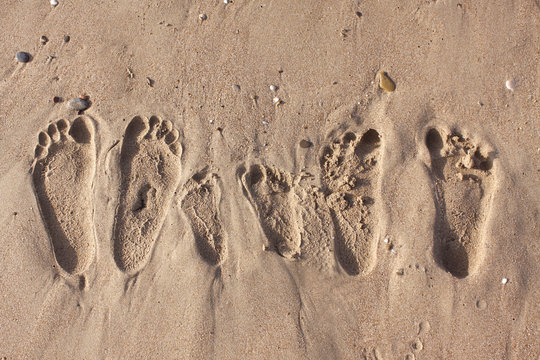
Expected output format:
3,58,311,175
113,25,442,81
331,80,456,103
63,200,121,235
0,0,539,359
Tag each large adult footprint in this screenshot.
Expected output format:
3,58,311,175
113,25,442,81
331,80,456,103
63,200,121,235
425,127,494,278
321,129,382,276
241,164,301,258
32,117,96,275
113,115,182,274
181,168,227,265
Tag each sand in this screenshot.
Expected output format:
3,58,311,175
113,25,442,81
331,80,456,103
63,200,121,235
1,0,539,359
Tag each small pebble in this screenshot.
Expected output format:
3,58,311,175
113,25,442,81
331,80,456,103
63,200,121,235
501,277,509,284
299,139,312,148
269,85,278,91
199,13,207,21
378,71,395,92
476,299,487,310
16,51,30,63
411,339,423,352
63,35,70,43
273,97,282,105
40,35,49,45
68,97,90,111
50,0,58,6
209,119,214,124
53,96,63,103
505,79,515,91
224,0,230,3
262,120,269,125
232,84,241,91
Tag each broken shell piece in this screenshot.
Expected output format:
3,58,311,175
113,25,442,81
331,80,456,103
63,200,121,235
273,97,283,105
378,71,395,92
505,79,516,91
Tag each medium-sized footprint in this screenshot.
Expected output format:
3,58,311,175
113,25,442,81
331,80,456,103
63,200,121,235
113,115,182,274
241,164,301,259
320,129,382,276
425,127,494,278
181,168,227,265
32,117,96,275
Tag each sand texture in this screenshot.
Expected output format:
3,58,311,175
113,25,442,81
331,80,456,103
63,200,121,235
1,0,539,359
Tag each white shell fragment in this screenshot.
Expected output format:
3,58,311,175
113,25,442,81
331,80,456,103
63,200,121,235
505,79,515,91
501,278,509,284
50,0,58,6
262,120,269,125
273,97,282,105
269,85,278,92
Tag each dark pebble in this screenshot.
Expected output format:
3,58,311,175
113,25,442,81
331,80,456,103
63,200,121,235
299,139,312,148
68,97,90,111
63,35,70,43
16,51,30,63
40,35,49,45
53,96,63,103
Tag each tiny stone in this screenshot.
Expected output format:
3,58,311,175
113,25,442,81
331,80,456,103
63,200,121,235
476,299,487,310
419,320,431,334
411,339,423,352
501,277,509,284
50,0,58,6
269,85,278,91
209,119,214,124
68,97,90,111
273,97,282,105
16,51,30,63
262,120,269,125
53,96,63,103
356,11,363,17
232,84,241,91
40,35,49,45
299,139,312,148
505,79,515,91
378,71,395,92
199,13,207,21
63,35,70,43
224,0,230,3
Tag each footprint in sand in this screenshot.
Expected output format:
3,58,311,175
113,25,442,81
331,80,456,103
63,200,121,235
32,117,96,275
241,164,301,259
424,127,494,278
181,168,227,265
113,115,182,274
320,129,382,276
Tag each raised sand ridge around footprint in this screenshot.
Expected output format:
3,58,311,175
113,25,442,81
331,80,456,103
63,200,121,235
320,129,382,276
32,117,96,275
425,127,494,278
181,168,227,265
113,115,182,274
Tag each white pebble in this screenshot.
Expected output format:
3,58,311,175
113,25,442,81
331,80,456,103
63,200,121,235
501,277,509,284
209,119,214,124
269,85,278,92
199,14,207,21
50,0,58,6
273,97,282,105
505,79,515,91
262,120,269,125
383,237,389,243
224,0,230,3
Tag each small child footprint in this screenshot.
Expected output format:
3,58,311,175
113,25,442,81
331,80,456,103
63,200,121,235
32,117,96,275
425,127,494,278
181,168,227,265
320,129,382,276
113,115,182,274
241,164,301,259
